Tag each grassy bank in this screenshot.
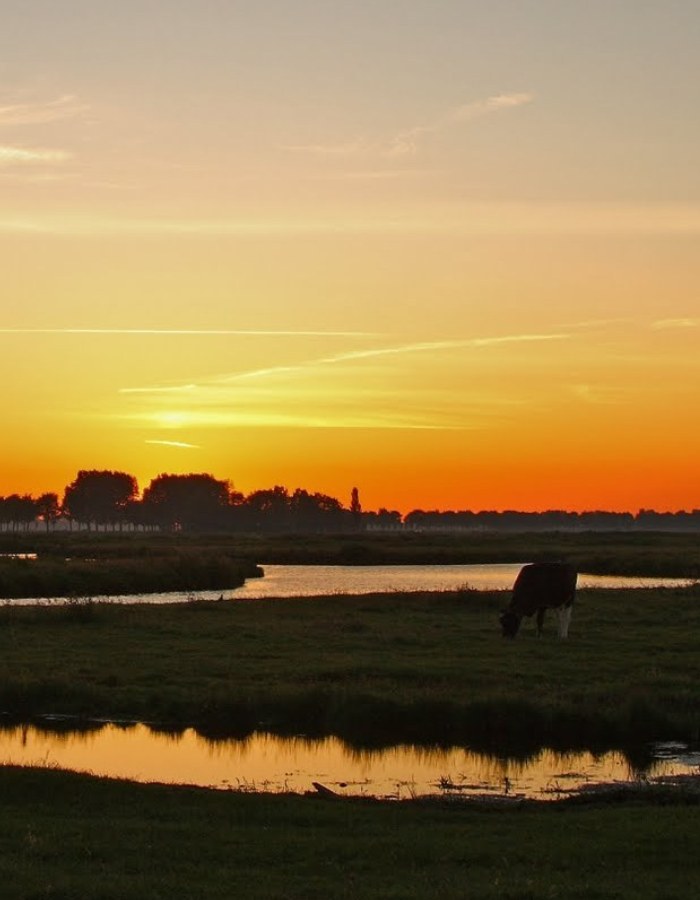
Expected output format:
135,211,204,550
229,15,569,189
0,766,698,899
2,529,700,576
0,551,261,599
0,586,698,751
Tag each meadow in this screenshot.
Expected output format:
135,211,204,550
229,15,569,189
1,531,699,897
1,765,698,899
0,583,698,754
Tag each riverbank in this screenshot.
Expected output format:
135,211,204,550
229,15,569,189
0,549,261,599
0,586,698,751
2,529,700,577
1,766,698,899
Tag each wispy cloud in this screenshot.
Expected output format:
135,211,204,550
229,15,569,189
651,318,699,330
0,328,372,337
145,439,200,449
309,168,435,181
388,92,534,156
0,146,71,166
0,94,88,126
286,92,534,158
570,384,627,405
7,202,700,237
215,332,570,385
284,139,370,156
116,330,571,432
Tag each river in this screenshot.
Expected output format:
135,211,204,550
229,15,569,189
5,562,695,605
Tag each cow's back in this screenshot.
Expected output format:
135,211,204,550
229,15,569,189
512,562,577,617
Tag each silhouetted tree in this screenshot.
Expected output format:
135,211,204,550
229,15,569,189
0,494,36,531
289,488,347,532
350,486,363,531
36,492,61,532
142,473,231,531
365,507,402,530
62,470,138,530
243,486,291,531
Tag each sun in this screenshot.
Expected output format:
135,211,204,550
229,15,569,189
155,411,191,429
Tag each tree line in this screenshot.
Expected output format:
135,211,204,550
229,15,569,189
1,469,699,533
0,470,361,533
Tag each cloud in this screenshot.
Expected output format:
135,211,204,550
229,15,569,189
388,92,534,156
0,146,71,166
284,139,370,156
10,201,700,238
285,92,534,158
0,94,88,126
570,384,626,405
309,168,435,181
217,332,571,384
651,318,699,330
0,328,371,337
116,329,571,432
145,439,200,449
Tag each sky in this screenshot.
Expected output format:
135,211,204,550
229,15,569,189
1,0,699,513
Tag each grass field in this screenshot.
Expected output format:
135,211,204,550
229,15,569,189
1,766,698,899
1,532,699,897
0,584,698,753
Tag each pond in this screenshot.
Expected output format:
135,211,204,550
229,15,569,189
4,563,695,605
1,721,697,800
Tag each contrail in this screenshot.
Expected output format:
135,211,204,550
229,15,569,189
0,328,373,337
145,439,200,449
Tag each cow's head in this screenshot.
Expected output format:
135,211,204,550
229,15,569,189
499,609,521,638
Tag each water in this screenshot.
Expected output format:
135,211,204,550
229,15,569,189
1,721,696,800
4,563,694,605
228,564,694,599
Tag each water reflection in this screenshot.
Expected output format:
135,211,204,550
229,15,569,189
4,563,695,606
0,721,695,800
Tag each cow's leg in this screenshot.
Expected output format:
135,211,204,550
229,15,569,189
535,607,546,636
556,605,573,639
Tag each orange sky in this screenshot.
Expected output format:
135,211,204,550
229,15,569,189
1,3,699,513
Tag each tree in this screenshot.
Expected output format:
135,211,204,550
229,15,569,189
36,492,60,532
62,470,138,530
289,488,347,532
0,494,36,531
142,473,231,531
243,486,291,531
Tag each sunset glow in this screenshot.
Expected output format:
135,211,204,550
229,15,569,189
2,2,699,513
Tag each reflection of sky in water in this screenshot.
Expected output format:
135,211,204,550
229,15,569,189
4,563,695,605
0,724,695,800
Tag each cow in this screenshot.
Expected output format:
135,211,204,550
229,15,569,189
499,562,578,639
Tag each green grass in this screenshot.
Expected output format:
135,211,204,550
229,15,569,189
0,766,698,899
1,533,697,897
0,585,699,751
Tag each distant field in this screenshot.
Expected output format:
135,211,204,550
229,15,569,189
1,528,700,578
